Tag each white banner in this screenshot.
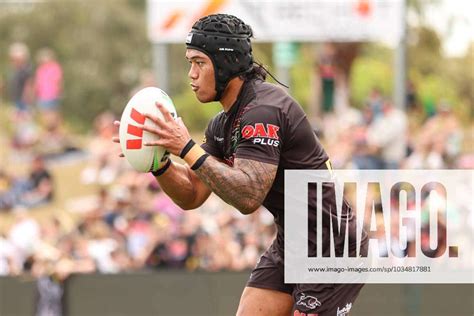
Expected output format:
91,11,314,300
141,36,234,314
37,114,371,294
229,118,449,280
285,170,474,284
147,0,403,45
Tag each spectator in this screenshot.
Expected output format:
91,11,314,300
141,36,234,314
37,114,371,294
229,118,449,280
8,42,34,114
0,232,17,275
10,110,40,150
367,87,384,122
317,43,336,114
406,80,419,111
420,101,462,166
403,139,445,169
34,265,65,316
0,170,16,210
365,99,407,169
34,47,63,126
83,220,120,273
7,208,40,269
20,155,54,207
404,101,462,169
81,111,124,185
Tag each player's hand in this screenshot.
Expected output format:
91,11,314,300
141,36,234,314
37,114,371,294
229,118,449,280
140,102,192,157
112,120,125,158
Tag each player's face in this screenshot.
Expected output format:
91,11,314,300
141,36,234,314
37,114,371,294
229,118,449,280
186,49,216,102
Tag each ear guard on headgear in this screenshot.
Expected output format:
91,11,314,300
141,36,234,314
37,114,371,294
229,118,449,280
186,14,254,101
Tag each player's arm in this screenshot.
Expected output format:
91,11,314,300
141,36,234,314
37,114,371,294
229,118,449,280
154,161,211,210
194,157,277,214
152,152,277,214
140,102,277,214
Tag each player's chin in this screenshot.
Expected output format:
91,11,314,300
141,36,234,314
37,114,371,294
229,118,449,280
195,91,215,103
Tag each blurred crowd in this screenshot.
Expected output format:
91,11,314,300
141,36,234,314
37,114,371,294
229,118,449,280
0,182,275,277
0,42,472,284
322,88,468,170
1,42,74,158
1,105,276,279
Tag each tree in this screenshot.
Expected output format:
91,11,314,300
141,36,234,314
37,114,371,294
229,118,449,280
0,0,150,131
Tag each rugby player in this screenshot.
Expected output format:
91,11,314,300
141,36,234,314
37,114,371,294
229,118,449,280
115,14,367,316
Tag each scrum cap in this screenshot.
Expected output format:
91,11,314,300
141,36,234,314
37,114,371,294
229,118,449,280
186,14,253,101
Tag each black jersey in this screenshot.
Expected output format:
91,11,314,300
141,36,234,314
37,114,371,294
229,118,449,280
201,79,361,256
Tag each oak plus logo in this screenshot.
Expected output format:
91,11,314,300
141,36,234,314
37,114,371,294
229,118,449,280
126,108,145,150
241,123,280,147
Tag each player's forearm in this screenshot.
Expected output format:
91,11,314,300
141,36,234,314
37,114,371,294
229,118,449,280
155,162,201,210
194,157,265,214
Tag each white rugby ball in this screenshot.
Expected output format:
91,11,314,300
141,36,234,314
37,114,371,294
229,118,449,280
119,87,177,172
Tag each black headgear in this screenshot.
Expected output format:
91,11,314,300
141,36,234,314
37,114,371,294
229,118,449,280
186,14,254,101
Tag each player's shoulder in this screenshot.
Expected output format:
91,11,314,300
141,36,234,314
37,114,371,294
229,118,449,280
246,80,304,118
209,109,226,123
205,110,225,132
253,80,291,104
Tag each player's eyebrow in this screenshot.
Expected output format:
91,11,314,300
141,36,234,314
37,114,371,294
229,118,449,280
186,54,206,61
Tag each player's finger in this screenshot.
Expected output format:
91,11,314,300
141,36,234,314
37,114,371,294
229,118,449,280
139,124,166,136
143,139,166,147
114,120,120,127
156,102,175,122
143,112,167,128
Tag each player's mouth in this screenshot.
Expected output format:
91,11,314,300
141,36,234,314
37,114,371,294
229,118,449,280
190,83,199,92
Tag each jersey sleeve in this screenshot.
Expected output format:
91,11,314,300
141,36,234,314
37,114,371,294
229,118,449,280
201,117,224,159
234,105,283,165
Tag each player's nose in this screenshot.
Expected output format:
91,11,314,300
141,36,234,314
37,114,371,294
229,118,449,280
188,64,198,80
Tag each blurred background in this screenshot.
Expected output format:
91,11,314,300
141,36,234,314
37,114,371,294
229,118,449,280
0,0,472,315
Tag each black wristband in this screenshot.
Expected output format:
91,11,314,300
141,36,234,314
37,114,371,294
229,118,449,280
180,139,196,159
191,154,209,170
151,158,172,177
